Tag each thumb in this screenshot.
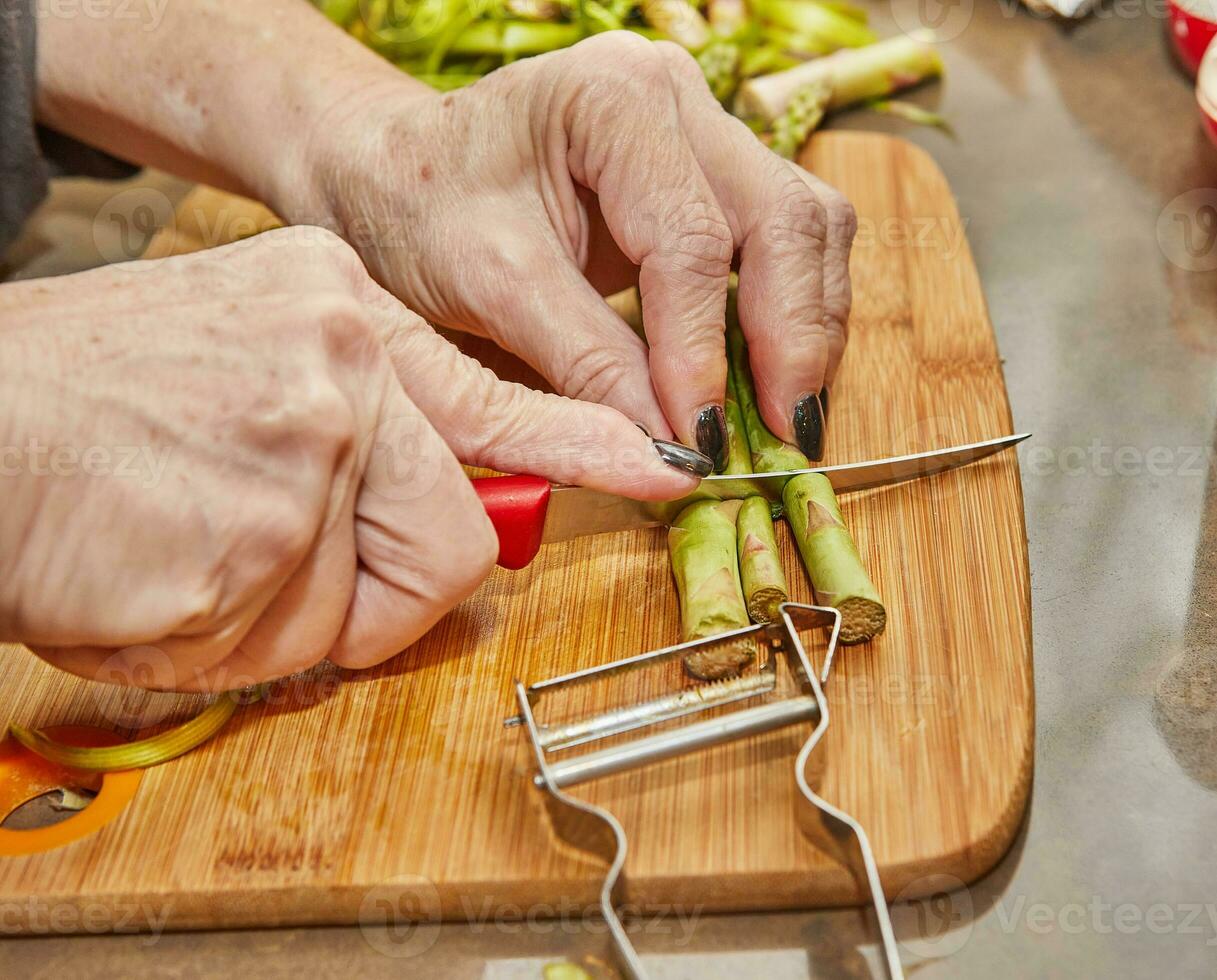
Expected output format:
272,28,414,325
361,288,702,501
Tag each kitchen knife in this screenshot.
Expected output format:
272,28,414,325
472,433,1029,569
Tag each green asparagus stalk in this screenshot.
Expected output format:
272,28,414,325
445,20,583,57
641,0,712,50
728,317,886,643
723,362,752,475
707,0,748,35
668,499,755,680
752,0,876,49
737,496,789,622
317,0,361,25
726,323,810,473
783,473,885,643
868,98,954,134
735,33,944,124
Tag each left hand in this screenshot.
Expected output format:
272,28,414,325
289,31,857,463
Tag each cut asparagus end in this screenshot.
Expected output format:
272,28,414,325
836,595,888,645
769,79,832,159
683,637,757,681
783,472,886,644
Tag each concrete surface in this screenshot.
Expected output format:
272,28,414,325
3,1,1217,976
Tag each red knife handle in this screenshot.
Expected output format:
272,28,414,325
471,475,552,570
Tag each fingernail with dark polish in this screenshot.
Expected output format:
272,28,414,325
819,386,829,422
694,405,729,473
653,439,714,478
793,393,825,462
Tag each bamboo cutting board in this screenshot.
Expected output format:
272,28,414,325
0,132,1032,932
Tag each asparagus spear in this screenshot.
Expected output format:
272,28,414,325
668,499,755,680
641,0,712,50
726,323,810,473
729,320,886,643
751,0,877,49
783,473,885,643
735,33,944,124
737,496,790,623
722,367,753,475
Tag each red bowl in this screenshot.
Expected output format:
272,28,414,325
1200,43,1217,147
1169,0,1217,77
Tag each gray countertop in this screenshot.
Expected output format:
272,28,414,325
4,3,1217,977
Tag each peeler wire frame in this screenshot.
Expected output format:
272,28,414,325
508,602,904,980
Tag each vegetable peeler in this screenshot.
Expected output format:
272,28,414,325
473,433,1028,569
504,603,905,980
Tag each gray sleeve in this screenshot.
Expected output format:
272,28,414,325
0,0,138,254
0,0,47,253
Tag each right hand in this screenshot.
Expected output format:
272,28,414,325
0,229,695,691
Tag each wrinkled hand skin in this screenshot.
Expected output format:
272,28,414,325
0,230,689,691
300,32,857,449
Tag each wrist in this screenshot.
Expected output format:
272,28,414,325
266,70,439,234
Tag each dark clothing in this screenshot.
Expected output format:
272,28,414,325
0,0,136,253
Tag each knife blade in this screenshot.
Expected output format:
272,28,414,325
543,431,1029,542
473,433,1029,569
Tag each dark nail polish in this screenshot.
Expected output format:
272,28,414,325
694,405,729,473
793,393,825,462
653,439,714,478
819,386,829,422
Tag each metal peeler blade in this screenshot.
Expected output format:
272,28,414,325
505,603,905,980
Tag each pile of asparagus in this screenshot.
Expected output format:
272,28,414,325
671,297,884,681
314,0,945,155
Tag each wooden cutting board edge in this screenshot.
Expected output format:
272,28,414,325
0,131,1034,931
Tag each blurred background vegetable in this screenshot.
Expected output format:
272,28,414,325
313,0,944,155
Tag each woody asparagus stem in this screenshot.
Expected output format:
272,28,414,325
668,499,756,680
